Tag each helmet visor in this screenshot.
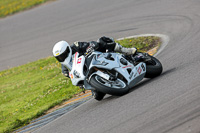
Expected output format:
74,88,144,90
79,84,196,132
55,46,70,62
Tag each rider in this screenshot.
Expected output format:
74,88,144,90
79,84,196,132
52,36,137,77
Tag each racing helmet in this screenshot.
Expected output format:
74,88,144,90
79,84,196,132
52,41,72,70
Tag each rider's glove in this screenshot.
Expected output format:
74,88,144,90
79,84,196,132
62,64,69,78
86,41,99,54
63,73,69,78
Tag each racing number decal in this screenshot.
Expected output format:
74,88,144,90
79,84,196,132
138,64,145,74
77,58,82,64
137,67,142,74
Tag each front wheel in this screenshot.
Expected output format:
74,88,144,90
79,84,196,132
145,56,163,78
90,75,129,96
92,90,106,101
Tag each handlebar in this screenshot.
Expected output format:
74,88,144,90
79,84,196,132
84,49,95,58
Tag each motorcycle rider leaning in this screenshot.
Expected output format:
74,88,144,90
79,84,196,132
52,36,137,78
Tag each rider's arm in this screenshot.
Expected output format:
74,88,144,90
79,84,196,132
71,37,115,54
61,64,69,78
71,41,90,55
71,41,100,55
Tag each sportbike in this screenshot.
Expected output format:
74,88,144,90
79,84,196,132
68,50,162,101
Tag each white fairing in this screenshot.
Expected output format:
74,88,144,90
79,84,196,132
69,51,146,89
69,52,86,86
88,52,146,87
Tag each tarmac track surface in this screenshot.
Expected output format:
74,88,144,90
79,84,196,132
1,0,200,133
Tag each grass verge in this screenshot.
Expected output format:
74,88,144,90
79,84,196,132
0,36,161,132
0,0,53,18
116,36,161,53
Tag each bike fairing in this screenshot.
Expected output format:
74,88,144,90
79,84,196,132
68,50,162,100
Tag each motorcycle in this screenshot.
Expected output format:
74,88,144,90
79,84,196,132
68,50,163,101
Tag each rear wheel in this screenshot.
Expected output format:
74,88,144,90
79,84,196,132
90,74,128,96
145,56,163,78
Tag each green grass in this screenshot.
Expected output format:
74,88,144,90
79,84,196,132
0,57,81,133
0,0,53,18
116,36,161,52
0,36,161,133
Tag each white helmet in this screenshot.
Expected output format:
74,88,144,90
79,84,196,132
52,41,72,70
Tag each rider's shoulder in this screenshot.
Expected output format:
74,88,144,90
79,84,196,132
73,41,79,47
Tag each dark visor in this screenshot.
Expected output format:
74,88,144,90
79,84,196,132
55,47,70,62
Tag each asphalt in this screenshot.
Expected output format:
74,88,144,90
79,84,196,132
1,0,200,133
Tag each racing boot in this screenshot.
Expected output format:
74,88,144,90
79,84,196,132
114,43,137,55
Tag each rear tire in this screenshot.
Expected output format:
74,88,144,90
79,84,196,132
145,56,163,78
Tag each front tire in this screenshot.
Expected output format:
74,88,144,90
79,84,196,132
90,75,129,96
145,56,163,78
92,90,106,101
